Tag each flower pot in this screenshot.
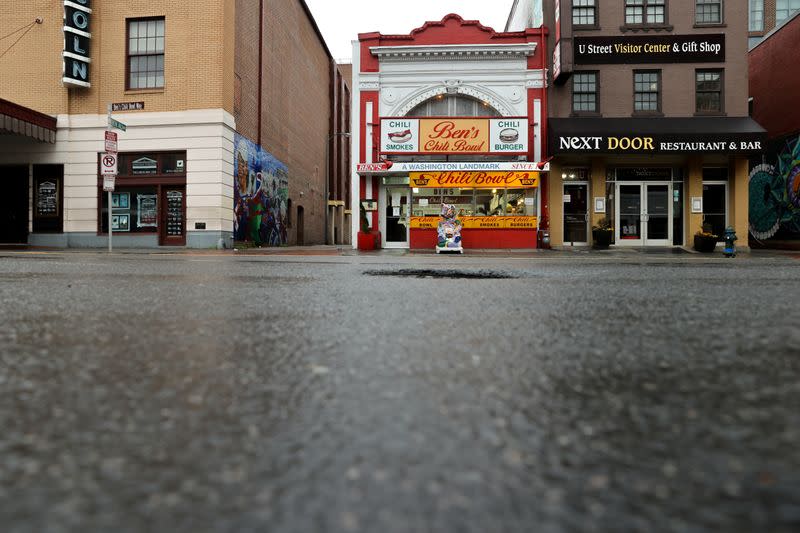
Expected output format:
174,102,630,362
357,231,382,251
693,234,718,253
592,228,613,249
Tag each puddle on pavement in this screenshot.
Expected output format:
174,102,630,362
364,269,516,279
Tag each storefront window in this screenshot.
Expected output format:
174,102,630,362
100,187,158,233
475,189,505,216
411,187,538,218
441,189,474,217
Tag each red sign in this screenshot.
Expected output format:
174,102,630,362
105,131,118,153
356,163,390,172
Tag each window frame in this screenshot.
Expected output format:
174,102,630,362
621,0,673,31
695,0,724,26
695,69,725,115
125,17,166,91
572,0,599,29
632,70,662,116
749,0,764,31
571,71,600,116
776,0,800,24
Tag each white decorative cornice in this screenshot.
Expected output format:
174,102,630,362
371,43,537,62
393,84,516,117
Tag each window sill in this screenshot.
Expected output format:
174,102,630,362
694,111,727,117
573,24,600,31
631,112,664,118
693,23,726,29
124,88,165,95
620,24,674,33
570,111,602,118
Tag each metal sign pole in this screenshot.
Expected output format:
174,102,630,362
107,104,112,252
108,189,113,252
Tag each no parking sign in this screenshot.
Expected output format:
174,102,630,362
101,152,117,176
101,152,117,191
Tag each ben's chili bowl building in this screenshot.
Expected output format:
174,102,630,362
351,14,549,250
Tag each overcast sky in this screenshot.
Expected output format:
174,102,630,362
303,0,515,62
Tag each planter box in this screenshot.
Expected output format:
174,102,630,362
694,235,718,253
592,229,613,249
357,231,381,250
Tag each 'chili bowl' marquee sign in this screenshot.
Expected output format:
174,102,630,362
381,118,528,155
63,0,92,88
410,171,539,189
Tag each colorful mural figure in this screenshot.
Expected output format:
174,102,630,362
436,203,463,253
749,136,800,240
233,134,289,246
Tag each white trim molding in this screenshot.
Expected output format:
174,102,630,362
393,84,516,117
370,43,537,62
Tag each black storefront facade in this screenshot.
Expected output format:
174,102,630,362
548,117,766,249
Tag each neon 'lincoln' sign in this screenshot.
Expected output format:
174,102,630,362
63,0,92,88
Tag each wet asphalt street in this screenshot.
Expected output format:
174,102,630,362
1,249,799,533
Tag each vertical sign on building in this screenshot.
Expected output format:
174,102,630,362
63,0,92,88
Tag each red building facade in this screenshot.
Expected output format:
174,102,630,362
350,15,549,250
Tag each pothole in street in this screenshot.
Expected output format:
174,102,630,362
364,268,517,279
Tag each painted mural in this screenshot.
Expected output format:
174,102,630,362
233,134,289,246
749,135,800,241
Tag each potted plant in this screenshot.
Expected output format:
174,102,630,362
693,223,718,253
357,202,380,250
592,217,614,249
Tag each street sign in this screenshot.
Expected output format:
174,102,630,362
103,175,115,191
111,101,144,112
105,131,118,153
108,117,127,132
101,152,118,176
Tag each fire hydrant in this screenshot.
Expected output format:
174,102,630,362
723,226,737,258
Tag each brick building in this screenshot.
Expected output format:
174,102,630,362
748,0,800,47
0,0,348,248
747,10,800,245
509,0,766,250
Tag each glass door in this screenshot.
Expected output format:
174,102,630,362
563,183,588,244
645,184,671,246
615,183,673,246
384,186,409,247
617,184,643,245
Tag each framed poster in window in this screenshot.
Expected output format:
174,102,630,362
36,180,59,218
112,192,130,210
137,194,158,227
112,214,130,232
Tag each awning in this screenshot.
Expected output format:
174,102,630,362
0,98,57,143
550,116,766,154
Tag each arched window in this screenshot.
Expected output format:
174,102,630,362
407,94,501,117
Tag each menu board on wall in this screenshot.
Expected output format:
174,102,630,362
166,190,183,236
137,194,158,227
36,181,58,217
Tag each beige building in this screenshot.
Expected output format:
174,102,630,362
0,0,347,248
509,0,765,250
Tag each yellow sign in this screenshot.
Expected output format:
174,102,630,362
419,119,489,153
410,171,539,189
409,216,538,229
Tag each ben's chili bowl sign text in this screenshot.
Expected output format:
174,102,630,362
421,119,488,153
381,118,528,155
410,171,539,188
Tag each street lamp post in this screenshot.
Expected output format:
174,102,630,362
325,131,351,245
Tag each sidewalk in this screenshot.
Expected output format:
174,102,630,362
2,243,799,259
